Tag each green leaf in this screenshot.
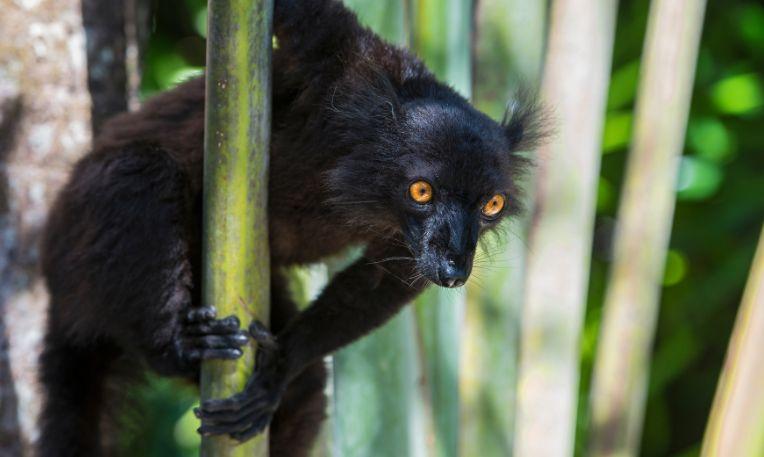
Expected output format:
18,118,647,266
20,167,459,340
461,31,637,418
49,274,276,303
677,156,724,201
711,73,764,115
607,60,641,110
663,250,689,286
602,111,633,153
687,117,735,163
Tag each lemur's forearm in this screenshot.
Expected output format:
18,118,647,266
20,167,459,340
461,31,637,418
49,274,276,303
277,245,425,379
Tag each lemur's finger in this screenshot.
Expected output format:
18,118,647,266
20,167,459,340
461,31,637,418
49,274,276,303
249,321,277,350
185,306,217,323
186,334,248,350
196,390,274,425
197,418,251,437
198,388,264,415
199,392,249,413
185,317,242,338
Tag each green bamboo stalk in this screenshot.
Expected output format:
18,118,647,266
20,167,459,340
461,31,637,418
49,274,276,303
461,1,546,455
330,3,427,457
587,0,707,455
701,224,764,457
410,1,472,455
200,1,273,456
513,1,618,456
332,313,427,457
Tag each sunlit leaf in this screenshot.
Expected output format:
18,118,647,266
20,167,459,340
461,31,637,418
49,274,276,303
677,155,724,200
607,60,640,110
663,250,688,286
736,3,764,50
174,406,201,451
162,66,202,90
710,73,764,115
596,177,615,213
602,111,633,152
194,9,208,38
687,117,735,163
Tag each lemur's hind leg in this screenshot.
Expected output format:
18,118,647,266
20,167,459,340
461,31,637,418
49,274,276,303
37,328,118,457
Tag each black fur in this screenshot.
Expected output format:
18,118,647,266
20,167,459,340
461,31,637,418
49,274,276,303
37,0,542,455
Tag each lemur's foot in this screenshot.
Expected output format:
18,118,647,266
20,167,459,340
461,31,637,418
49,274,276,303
195,321,287,442
179,306,249,362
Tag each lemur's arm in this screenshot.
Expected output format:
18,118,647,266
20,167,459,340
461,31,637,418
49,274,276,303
196,242,426,441
279,243,424,377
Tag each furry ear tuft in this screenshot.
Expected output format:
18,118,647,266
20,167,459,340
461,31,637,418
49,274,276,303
501,89,551,153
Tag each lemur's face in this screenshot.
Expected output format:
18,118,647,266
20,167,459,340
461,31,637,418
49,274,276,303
394,102,522,288
326,97,533,288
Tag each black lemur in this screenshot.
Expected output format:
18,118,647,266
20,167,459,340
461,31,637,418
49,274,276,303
38,0,541,455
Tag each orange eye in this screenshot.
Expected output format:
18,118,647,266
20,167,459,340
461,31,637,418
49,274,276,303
409,181,433,204
482,194,505,217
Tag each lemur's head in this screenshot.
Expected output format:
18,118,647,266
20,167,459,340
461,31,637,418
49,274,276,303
326,69,544,288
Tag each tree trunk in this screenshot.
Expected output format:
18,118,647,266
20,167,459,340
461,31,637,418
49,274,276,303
0,0,142,453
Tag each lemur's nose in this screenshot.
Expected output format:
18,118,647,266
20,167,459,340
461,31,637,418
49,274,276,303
440,257,470,288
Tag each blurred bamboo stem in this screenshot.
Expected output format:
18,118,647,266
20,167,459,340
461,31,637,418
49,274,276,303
200,0,273,455
461,0,546,455
587,0,707,455
513,1,618,456
701,225,764,457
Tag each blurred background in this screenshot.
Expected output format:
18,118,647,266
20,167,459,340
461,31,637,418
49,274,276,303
0,0,762,456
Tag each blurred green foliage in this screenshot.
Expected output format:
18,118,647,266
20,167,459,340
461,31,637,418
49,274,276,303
127,0,763,456
579,2,764,456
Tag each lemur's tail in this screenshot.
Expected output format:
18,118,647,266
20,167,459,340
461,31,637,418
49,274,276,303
37,330,115,457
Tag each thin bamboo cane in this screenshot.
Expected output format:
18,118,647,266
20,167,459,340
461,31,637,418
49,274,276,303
462,1,547,455
513,1,618,456
200,1,273,455
701,224,764,457
588,0,707,455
